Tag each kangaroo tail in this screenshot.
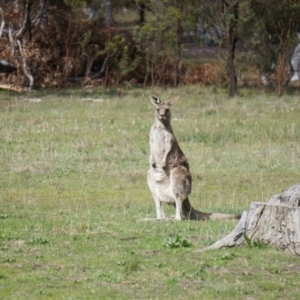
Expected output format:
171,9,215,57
182,198,241,221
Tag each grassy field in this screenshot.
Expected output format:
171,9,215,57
1,85,300,299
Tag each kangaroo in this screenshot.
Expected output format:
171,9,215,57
147,95,240,221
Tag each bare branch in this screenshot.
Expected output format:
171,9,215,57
8,25,14,55
17,39,34,89
32,0,49,26
0,8,5,39
16,0,29,39
90,53,114,79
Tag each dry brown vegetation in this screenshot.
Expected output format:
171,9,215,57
181,63,226,86
0,3,229,89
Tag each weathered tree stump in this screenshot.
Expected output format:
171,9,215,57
198,183,300,256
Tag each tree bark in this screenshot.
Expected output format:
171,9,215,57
101,0,112,26
139,3,145,24
198,183,300,256
223,0,239,97
226,29,237,97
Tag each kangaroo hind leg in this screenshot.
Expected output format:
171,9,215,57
170,167,192,221
147,170,166,220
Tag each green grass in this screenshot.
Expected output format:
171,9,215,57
1,86,300,299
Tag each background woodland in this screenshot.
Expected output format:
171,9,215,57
1,0,300,96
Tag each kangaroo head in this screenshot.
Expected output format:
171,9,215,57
149,95,179,124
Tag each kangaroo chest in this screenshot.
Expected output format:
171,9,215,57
151,126,173,163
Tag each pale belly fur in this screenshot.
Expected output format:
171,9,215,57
149,168,175,204
151,128,168,169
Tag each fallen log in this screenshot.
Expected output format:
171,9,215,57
198,183,300,256
0,59,17,73
0,84,28,92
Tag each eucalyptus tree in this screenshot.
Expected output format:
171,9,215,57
195,0,300,96
196,0,240,97
133,0,184,87
222,0,239,97
248,0,300,95
231,0,300,95
0,0,94,88
0,0,56,89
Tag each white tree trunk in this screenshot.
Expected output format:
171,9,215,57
101,0,112,26
198,183,300,256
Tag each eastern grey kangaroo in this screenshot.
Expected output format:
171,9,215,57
147,95,240,221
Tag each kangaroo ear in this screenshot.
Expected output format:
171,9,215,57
149,95,161,106
166,96,179,106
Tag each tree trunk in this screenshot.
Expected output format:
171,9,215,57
198,183,300,256
101,0,112,26
226,38,237,97
223,0,239,97
139,3,145,24
24,0,32,44
277,50,286,97
173,0,182,87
